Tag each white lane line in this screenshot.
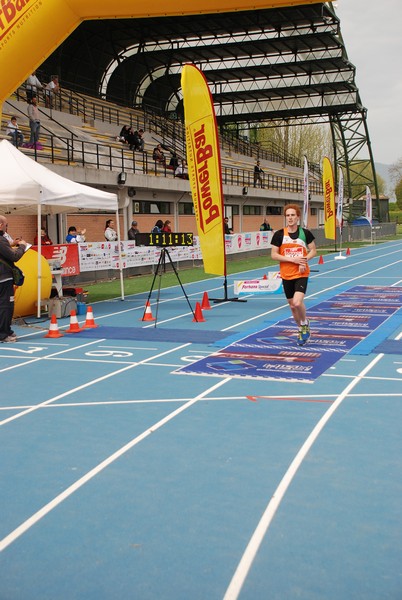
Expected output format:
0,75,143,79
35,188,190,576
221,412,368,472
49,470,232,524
1,391,401,412
0,376,229,553
0,343,191,426
0,339,103,373
223,352,384,600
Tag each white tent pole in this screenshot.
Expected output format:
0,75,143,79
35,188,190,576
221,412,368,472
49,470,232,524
115,209,125,300
36,202,42,318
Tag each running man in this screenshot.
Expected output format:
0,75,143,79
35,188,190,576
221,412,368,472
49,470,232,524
271,204,316,345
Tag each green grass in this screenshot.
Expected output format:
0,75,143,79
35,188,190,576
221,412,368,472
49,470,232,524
85,255,275,303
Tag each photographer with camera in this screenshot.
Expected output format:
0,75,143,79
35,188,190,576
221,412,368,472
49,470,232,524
0,215,28,343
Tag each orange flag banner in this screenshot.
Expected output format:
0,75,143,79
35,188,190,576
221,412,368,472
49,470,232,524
181,64,226,276
322,156,336,240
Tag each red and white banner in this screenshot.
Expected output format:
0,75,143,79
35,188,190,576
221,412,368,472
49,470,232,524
33,244,80,276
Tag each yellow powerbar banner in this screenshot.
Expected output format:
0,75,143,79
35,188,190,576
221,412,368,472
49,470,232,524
322,156,336,240
181,64,226,276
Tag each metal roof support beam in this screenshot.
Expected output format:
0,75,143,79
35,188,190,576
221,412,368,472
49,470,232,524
330,110,381,220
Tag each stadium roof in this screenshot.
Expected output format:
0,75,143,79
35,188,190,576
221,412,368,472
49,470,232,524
39,2,380,209
41,3,362,127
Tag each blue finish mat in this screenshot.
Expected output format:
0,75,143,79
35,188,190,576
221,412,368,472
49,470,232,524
373,340,402,354
176,286,402,382
73,326,235,344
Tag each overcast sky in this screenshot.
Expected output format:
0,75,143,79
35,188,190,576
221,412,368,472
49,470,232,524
334,0,402,166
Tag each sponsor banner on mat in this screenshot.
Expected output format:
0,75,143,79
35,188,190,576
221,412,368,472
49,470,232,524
175,286,402,382
234,272,282,295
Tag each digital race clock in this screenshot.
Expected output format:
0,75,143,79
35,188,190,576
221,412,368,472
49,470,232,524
135,232,194,247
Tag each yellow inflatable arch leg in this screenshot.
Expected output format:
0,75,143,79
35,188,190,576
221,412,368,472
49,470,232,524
13,250,52,318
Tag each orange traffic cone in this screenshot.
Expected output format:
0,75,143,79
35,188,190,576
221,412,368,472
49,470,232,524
44,314,64,338
192,302,206,322
346,247,351,256
318,255,324,265
141,301,155,321
201,291,211,310
65,310,84,333
83,306,98,328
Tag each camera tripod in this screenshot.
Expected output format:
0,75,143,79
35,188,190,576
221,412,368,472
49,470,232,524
142,247,196,325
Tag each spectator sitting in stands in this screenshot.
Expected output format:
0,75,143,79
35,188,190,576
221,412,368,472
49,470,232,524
127,128,145,151
168,152,179,170
126,127,136,150
152,144,165,164
44,75,60,109
134,129,145,151
174,159,189,179
6,116,24,147
117,125,130,144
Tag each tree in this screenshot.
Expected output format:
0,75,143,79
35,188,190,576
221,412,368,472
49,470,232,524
395,179,402,209
390,158,402,209
389,157,402,183
253,122,332,166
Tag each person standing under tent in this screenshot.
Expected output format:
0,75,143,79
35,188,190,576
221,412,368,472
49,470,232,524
34,228,53,245
0,215,28,343
104,219,118,242
66,226,86,243
270,203,316,346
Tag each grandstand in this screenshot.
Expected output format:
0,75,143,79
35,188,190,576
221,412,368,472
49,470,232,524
0,1,386,244
2,83,324,244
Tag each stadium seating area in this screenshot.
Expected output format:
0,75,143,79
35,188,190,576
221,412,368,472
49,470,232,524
1,82,323,240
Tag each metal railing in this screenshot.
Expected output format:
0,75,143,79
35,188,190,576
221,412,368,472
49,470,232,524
12,82,322,179
20,133,323,195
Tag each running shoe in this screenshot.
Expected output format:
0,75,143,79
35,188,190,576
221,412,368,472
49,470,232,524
1,335,17,343
297,320,310,346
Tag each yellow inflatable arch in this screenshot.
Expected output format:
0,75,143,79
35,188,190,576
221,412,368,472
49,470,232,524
0,0,316,110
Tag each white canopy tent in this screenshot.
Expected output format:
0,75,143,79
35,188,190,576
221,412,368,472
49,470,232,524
0,140,122,316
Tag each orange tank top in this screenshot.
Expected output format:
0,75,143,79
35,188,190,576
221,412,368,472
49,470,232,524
279,227,310,280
